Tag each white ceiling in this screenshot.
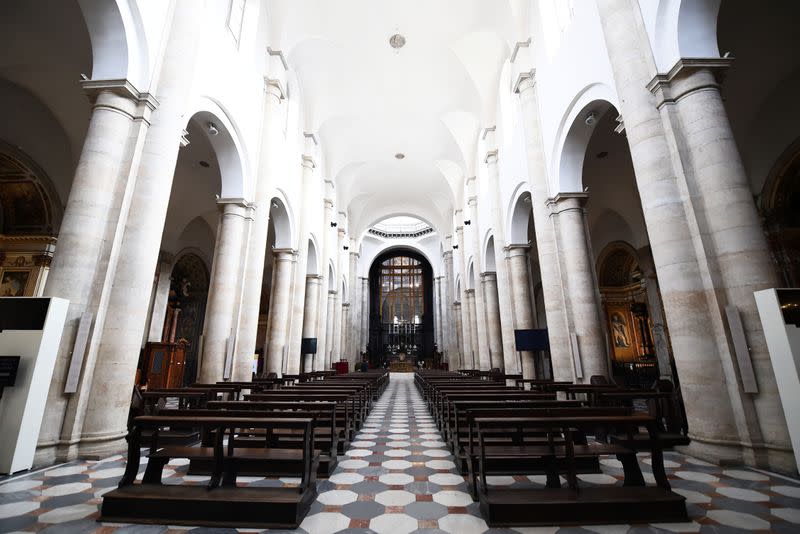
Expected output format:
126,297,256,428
268,0,516,237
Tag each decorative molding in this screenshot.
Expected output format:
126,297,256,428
465,176,477,184
267,47,289,71
301,154,316,169
547,192,588,215
647,57,734,108
511,38,531,64
304,132,319,146
217,197,250,208
264,77,286,100
485,149,499,165
514,69,536,94
481,126,496,140
80,78,159,112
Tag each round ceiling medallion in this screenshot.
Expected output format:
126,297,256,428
395,153,405,160
389,34,406,49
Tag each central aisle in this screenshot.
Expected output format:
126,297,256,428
300,372,488,534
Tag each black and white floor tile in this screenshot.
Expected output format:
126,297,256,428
1,373,799,533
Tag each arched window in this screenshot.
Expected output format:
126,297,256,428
379,256,424,324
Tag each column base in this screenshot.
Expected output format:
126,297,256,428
679,435,797,475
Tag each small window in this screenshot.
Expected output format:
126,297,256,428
227,0,246,45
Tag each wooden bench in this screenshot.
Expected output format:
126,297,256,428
100,415,318,529
473,413,687,527
245,392,358,442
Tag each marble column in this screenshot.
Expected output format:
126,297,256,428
506,244,537,379
78,2,202,455
264,248,297,376
361,277,369,352
301,275,322,373
199,199,248,382
648,60,791,469
232,79,285,382
347,249,359,365
434,276,443,351
481,272,504,370
324,289,337,370
341,302,350,368
146,252,174,343
452,301,463,370
595,0,745,465
467,196,490,370
516,74,573,382
39,83,153,459
548,193,608,380
465,289,479,369
443,247,456,361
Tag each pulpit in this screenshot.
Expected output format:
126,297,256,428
141,342,186,388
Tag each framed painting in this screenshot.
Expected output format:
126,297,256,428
605,304,637,362
0,269,31,296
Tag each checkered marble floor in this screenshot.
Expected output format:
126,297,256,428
1,373,800,533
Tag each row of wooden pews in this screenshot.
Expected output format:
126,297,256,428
100,369,388,529
415,370,690,527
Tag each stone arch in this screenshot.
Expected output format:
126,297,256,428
596,241,641,287
327,262,335,291
484,234,497,272
268,195,293,249
556,97,617,193
0,140,61,235
77,0,150,88
467,259,476,290
184,99,248,199
508,186,532,245
653,0,721,72
551,83,618,193
306,236,320,275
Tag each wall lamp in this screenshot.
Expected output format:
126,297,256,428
343,246,349,251
330,222,338,227
452,245,459,249
464,220,471,225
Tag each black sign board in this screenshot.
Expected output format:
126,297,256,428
0,356,21,387
514,329,550,352
301,338,318,355
0,298,50,331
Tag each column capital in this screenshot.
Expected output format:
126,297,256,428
217,197,251,217
465,176,477,185
453,301,462,308
435,275,444,281
514,69,537,94
484,149,499,165
455,225,464,234
504,243,531,256
465,288,475,295
342,302,350,309
217,197,251,208
301,154,316,169
647,57,733,108
546,192,588,214
481,271,497,281
442,250,453,259
349,251,360,258
467,196,478,207
324,198,335,208
272,247,298,261
81,78,159,110
263,77,286,101
306,274,324,282
329,289,338,295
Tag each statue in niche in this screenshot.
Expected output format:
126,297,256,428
611,312,631,348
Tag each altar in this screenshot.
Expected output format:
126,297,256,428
387,352,415,373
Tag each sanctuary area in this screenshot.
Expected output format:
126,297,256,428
1,1,799,532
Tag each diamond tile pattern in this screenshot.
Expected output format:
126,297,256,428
1,373,800,533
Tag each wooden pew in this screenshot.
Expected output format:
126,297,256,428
246,392,357,442
473,413,687,527
100,415,318,529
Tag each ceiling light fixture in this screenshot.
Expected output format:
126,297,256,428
207,122,219,135
584,112,597,126
199,160,210,168
395,153,405,160
389,33,406,49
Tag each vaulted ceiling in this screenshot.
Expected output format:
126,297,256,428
268,0,518,237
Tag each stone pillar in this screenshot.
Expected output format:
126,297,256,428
347,249,359,366
301,275,322,373
198,199,248,382
324,289,337,370
595,0,746,465
454,224,473,367
434,276,443,351
78,3,202,455
548,193,608,380
341,302,350,367
361,277,369,352
264,249,297,376
452,301,463,370
39,84,154,458
465,289,479,369
481,272,504,370
506,244,537,378
232,79,285,382
648,60,791,469
516,74,573,382
443,247,456,361
467,196,490,370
